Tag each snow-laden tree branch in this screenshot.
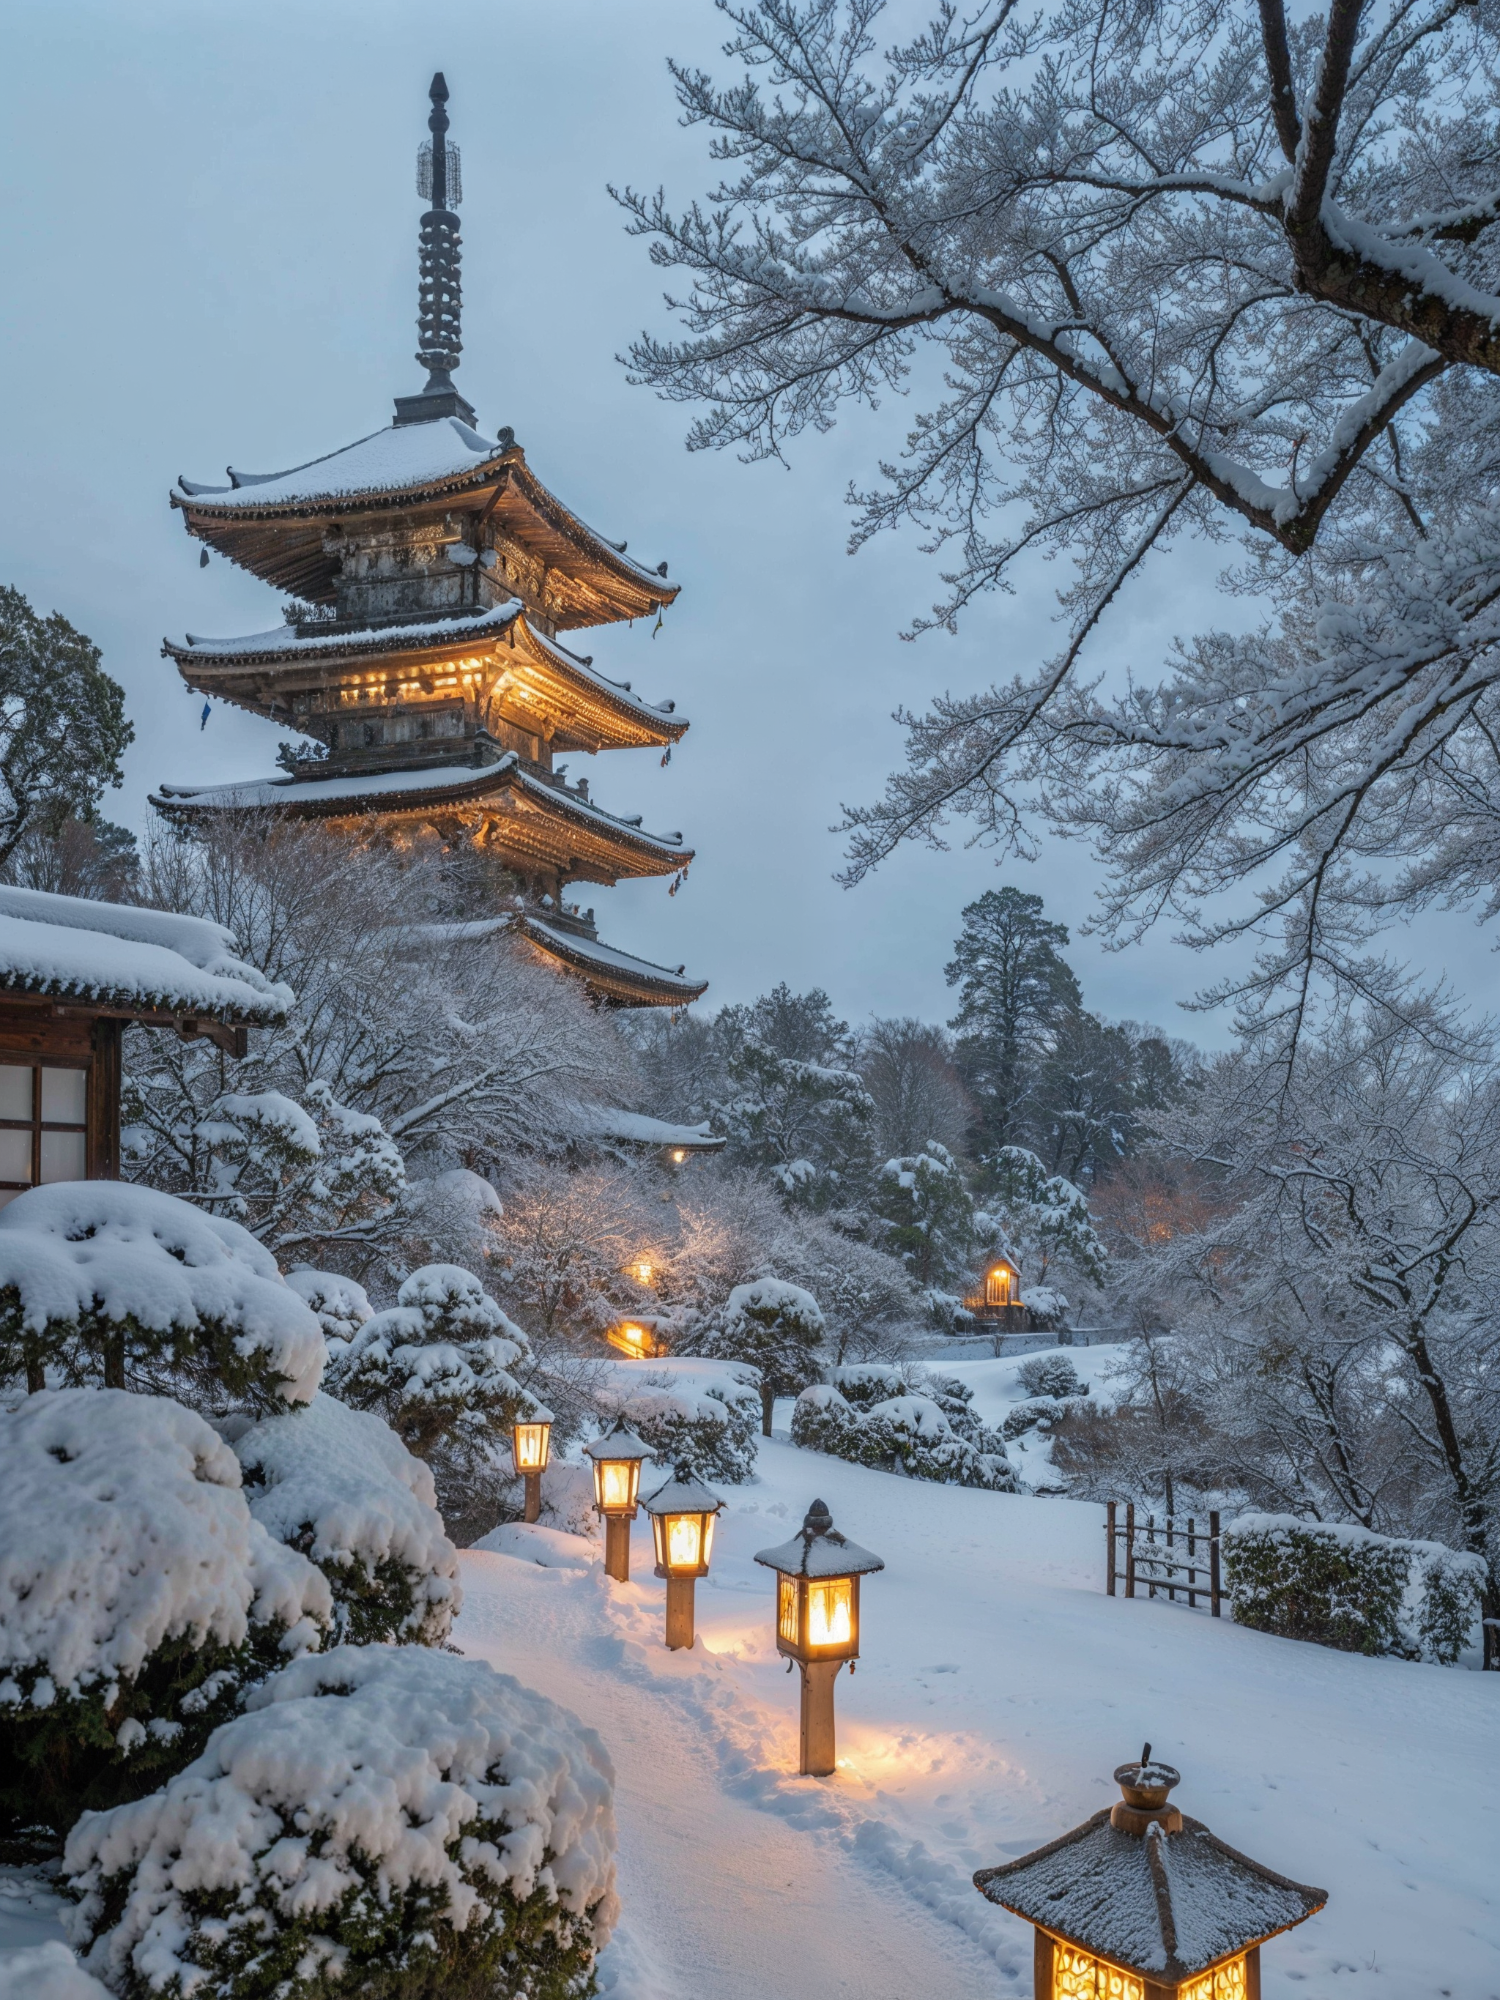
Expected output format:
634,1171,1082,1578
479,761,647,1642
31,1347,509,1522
624,0,1500,1011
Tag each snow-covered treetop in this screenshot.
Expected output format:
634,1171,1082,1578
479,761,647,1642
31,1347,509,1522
0,1183,326,1407
0,1389,329,1699
66,1642,619,1995
325,1264,533,1425
755,1497,884,1579
725,1278,825,1330
0,884,290,1022
284,1267,373,1344
227,1392,460,1647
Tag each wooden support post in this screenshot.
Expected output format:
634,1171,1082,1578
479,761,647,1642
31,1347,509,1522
1210,1510,1221,1619
664,1575,695,1651
523,1471,541,1525
1187,1517,1197,1609
798,1659,842,1776
1165,1513,1175,1602
604,1514,631,1583
1125,1502,1136,1598
1146,1514,1157,1600
1106,1500,1117,1596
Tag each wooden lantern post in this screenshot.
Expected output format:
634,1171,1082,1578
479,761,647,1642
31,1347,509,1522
641,1465,724,1649
582,1418,652,1582
510,1412,554,1524
974,1748,1328,1999
755,1499,884,1777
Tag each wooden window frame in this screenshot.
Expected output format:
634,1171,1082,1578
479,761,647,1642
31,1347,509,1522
0,1057,90,1195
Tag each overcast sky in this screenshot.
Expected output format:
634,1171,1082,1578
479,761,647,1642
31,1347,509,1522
2,0,1493,1041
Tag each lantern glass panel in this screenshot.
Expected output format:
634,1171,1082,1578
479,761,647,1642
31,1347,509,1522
778,1574,799,1646
513,1422,550,1473
986,1267,1012,1305
1052,1946,1145,2000
596,1459,639,1512
807,1576,853,1648
1180,1959,1247,2000
665,1514,704,1569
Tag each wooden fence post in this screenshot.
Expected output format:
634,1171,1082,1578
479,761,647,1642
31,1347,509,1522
1186,1517,1197,1610
1124,1502,1136,1598
1210,1510,1222,1618
1106,1501,1117,1596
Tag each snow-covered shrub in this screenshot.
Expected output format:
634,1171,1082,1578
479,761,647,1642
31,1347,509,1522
1223,1515,1485,1663
227,1393,460,1647
1016,1352,1090,1402
66,1644,618,2000
0,1184,325,1408
920,1372,1010,1454
283,1267,371,1344
596,1365,760,1483
792,1383,1018,1491
1002,1399,1056,1441
701,1278,825,1434
0,1390,329,1841
829,1362,907,1411
325,1264,541,1543
871,1143,977,1286
1018,1285,1071,1331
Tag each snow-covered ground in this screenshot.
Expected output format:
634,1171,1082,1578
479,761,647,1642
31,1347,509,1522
5,1352,1494,1998
458,1382,1497,2000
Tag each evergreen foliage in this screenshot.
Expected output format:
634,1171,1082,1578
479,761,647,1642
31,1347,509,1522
702,1278,826,1434
946,890,1079,1160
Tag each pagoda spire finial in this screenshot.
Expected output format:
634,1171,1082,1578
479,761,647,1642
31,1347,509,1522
394,70,477,428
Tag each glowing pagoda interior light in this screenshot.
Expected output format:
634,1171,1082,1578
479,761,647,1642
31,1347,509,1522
1052,1948,1144,2000
986,1266,1012,1305
670,1148,687,1164
1179,1961,1247,2000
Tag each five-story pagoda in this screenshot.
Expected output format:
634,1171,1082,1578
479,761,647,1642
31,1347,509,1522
155,74,705,1010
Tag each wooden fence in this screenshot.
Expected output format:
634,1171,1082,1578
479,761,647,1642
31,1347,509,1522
1106,1502,1221,1615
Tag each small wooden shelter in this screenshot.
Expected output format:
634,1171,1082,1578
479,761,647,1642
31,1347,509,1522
964,1245,1029,1330
974,1753,1326,1999
0,886,287,1201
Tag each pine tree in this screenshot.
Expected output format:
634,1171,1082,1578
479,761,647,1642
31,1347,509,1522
945,889,1080,1163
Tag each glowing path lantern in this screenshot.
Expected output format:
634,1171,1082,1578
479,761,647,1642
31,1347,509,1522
582,1417,652,1582
755,1499,883,1776
641,1465,724,1649
974,1750,1327,2000
510,1410,553,1524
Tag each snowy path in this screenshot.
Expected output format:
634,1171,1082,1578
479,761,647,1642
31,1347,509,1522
455,1435,1500,2000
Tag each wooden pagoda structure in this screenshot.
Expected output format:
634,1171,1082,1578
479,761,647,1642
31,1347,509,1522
155,74,705,1010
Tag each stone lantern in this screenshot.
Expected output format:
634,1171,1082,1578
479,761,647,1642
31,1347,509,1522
755,1499,883,1777
582,1417,652,1581
974,1749,1326,1999
641,1464,724,1649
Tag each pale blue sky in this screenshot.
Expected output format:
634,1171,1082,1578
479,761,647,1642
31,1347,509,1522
1,0,1492,1037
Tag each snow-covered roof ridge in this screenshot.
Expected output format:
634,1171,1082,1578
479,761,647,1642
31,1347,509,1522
171,600,523,658
754,1498,885,1579
173,418,502,511
973,1775,1327,1980
0,887,290,1024
641,1467,725,1516
569,1101,725,1150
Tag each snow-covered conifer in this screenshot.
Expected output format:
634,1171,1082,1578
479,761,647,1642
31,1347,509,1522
65,1645,618,2000
703,1278,825,1435
0,1390,329,1841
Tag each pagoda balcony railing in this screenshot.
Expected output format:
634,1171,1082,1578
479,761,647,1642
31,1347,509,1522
961,1298,1031,1330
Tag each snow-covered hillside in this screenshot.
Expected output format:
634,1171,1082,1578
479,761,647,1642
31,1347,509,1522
457,1417,1496,2000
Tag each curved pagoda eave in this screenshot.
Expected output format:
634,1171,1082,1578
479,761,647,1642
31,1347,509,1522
172,429,682,631
150,758,693,889
516,914,708,1007
163,606,688,756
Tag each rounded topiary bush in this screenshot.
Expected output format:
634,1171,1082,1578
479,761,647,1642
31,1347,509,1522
599,1365,761,1483
0,1183,326,1407
792,1383,1017,1491
225,1391,461,1646
0,1389,330,1845
65,1644,619,2000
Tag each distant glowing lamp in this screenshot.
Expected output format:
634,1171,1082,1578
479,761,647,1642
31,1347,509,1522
606,1321,656,1359
973,1749,1327,2000
670,1148,687,1165
754,1499,883,1776
631,1258,654,1285
582,1417,652,1581
641,1465,725,1649
510,1410,553,1524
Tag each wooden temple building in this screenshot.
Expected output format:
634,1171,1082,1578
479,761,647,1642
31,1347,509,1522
154,73,705,1013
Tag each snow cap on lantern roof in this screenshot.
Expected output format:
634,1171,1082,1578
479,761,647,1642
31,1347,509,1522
582,1416,652,1463
973,1755,1327,1982
755,1499,884,1579
641,1466,725,1518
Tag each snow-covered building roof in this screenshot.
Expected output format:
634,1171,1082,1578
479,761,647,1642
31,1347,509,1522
521,918,709,1009
172,425,680,630
0,886,291,1036
755,1500,885,1579
571,1101,725,1152
973,1762,1327,1982
152,756,692,883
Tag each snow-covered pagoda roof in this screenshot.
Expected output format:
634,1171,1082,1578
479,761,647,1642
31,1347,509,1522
172,423,681,630
570,1102,725,1152
165,603,689,755
0,887,290,1034
519,916,708,1008
756,1501,885,1579
152,755,692,886
974,1786,1326,1982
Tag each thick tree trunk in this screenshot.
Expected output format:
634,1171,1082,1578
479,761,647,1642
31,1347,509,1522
761,1381,775,1437
103,1333,126,1391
